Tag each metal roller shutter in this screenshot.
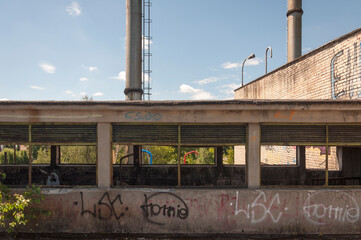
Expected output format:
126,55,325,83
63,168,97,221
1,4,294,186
112,125,178,145
181,125,246,145
329,125,361,144
261,124,326,145
0,124,29,144
31,124,97,144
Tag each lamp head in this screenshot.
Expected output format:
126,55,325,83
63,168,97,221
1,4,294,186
248,53,255,60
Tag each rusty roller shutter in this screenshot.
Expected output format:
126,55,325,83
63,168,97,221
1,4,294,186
31,124,97,144
112,125,178,145
329,125,361,144
181,125,246,145
261,125,326,145
0,125,29,144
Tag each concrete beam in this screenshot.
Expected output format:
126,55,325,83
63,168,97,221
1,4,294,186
246,123,260,188
0,101,361,124
97,123,112,188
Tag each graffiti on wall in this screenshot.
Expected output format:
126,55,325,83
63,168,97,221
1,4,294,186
331,40,361,99
303,191,360,225
140,192,189,225
69,190,361,229
76,192,129,220
232,191,287,224
124,111,162,121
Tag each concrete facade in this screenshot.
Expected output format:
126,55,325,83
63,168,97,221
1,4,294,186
235,28,361,100
20,188,361,235
0,101,361,237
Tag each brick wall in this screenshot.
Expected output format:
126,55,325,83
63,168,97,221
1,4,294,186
235,28,361,100
234,29,361,174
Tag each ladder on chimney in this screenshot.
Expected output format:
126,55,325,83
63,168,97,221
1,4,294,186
142,0,152,100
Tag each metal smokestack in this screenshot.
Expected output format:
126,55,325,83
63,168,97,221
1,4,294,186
125,0,143,100
287,0,303,62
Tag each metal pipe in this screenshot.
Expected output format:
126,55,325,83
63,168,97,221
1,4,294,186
125,0,143,100
142,149,152,164
287,0,303,62
242,54,255,86
265,47,272,74
183,151,198,164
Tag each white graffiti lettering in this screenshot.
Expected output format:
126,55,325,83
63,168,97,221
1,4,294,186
234,191,285,224
303,191,360,225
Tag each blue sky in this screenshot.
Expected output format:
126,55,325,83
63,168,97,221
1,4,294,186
1,0,361,101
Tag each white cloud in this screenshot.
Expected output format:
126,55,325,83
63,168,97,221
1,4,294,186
110,71,126,81
80,92,86,96
221,83,241,96
64,90,78,97
302,47,311,53
143,73,151,82
30,86,45,90
39,63,56,74
0,98,9,101
221,62,240,69
197,77,220,85
93,92,103,97
82,65,98,72
246,58,263,66
179,84,215,100
80,77,88,82
142,35,153,50
221,58,263,69
66,2,81,16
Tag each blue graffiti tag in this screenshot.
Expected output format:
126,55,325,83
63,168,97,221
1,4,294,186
331,50,344,99
124,112,162,121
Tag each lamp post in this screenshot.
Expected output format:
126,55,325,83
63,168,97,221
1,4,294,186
242,53,255,86
265,46,273,74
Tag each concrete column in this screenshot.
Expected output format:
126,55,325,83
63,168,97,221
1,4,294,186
246,123,260,188
298,146,306,184
97,123,113,188
125,0,143,100
287,0,303,62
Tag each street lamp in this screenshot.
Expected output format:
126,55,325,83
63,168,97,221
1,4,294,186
242,53,255,86
265,46,273,74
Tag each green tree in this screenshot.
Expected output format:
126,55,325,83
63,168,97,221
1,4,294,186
145,146,178,164
0,148,29,164
223,146,234,165
0,173,50,233
181,147,215,165
32,146,50,164
61,146,96,164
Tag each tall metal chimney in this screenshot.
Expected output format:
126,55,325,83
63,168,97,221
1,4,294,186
125,0,143,100
287,0,303,62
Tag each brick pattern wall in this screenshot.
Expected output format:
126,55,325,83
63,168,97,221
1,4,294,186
305,146,339,170
234,145,339,171
234,29,361,172
235,29,361,100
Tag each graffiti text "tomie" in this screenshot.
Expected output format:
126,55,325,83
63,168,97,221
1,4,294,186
303,191,359,225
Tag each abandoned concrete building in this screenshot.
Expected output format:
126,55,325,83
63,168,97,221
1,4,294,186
0,0,361,238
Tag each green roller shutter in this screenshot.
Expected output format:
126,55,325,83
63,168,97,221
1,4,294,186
181,125,246,145
329,125,361,144
0,124,29,144
31,124,97,144
261,124,326,145
112,124,178,145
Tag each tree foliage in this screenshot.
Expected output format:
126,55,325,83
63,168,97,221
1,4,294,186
0,173,50,233
0,148,29,164
61,146,96,164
